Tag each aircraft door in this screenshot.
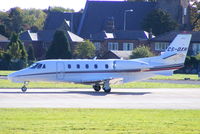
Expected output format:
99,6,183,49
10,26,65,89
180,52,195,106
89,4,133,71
56,62,65,80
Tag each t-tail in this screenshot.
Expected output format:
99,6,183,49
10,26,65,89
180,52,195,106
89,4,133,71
160,33,192,65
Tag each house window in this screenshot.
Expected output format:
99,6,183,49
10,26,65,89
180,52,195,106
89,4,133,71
155,42,169,51
123,43,134,51
94,42,101,50
108,42,118,50
192,43,200,55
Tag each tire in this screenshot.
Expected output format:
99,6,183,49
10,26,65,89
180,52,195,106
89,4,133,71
93,85,101,92
21,86,27,92
103,88,111,93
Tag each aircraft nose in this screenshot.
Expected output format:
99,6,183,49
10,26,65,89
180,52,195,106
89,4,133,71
7,72,15,82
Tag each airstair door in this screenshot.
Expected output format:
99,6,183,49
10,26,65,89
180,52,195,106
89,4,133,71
56,62,65,80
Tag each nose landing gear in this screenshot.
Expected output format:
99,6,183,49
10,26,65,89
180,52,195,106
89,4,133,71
21,81,29,92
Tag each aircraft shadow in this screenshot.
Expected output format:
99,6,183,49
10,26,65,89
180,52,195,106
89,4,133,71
0,91,151,96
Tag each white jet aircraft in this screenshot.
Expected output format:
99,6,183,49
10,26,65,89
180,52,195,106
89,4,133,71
8,34,192,93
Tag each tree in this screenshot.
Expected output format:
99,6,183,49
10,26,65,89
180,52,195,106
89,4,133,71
46,30,72,59
7,33,28,69
9,7,24,33
0,11,11,37
74,40,95,59
190,1,200,31
22,9,47,30
130,46,154,59
7,33,22,61
27,45,36,61
50,6,74,12
142,9,178,36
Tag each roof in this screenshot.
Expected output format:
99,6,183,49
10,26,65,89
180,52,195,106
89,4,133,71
90,30,151,41
44,11,82,33
20,30,55,42
78,1,156,38
101,50,132,60
0,34,9,42
20,30,83,43
67,31,84,42
151,31,200,42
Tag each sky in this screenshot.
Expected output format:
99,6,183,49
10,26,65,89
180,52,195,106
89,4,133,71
0,0,124,12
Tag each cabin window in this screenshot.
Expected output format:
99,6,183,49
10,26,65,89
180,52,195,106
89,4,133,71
105,64,109,69
68,64,71,69
77,64,80,69
85,64,89,69
94,64,98,69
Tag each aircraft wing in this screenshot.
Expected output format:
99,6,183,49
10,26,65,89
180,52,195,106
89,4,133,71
80,77,124,85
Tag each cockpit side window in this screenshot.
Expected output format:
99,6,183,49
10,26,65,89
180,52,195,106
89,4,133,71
30,63,39,69
42,64,46,69
37,64,42,69
30,63,46,69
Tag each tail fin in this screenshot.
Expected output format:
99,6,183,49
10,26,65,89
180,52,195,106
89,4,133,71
161,34,192,65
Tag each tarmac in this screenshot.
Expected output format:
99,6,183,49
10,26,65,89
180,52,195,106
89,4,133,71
0,88,200,109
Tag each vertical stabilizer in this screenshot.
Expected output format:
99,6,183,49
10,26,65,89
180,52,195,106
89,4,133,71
161,34,192,65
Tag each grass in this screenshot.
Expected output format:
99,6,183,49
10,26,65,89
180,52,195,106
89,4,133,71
1,71,200,89
152,74,199,80
0,109,200,134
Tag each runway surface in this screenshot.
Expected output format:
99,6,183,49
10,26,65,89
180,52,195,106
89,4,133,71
0,88,200,109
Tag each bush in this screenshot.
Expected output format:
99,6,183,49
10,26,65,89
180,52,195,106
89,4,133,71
130,46,154,59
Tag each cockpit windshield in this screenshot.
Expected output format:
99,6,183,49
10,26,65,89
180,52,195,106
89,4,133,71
30,63,46,69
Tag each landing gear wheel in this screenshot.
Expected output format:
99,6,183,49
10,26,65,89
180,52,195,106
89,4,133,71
103,80,111,93
21,81,29,92
93,85,101,92
21,86,27,92
103,87,111,93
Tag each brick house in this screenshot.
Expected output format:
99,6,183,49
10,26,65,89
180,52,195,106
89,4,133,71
150,31,200,56
89,30,152,58
19,0,190,59
0,34,10,50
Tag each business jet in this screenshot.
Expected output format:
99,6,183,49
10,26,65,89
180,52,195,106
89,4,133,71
8,33,192,93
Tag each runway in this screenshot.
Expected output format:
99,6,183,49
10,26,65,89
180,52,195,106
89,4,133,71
0,88,200,109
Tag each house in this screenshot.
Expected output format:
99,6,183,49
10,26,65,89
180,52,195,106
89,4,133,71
19,0,190,59
100,50,132,59
0,34,10,50
77,1,156,39
90,30,152,57
150,31,200,56
20,30,84,60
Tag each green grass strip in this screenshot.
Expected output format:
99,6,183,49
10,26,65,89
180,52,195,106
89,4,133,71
0,109,200,134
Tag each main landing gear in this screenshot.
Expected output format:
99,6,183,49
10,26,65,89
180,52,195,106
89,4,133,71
21,81,29,92
93,80,111,93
